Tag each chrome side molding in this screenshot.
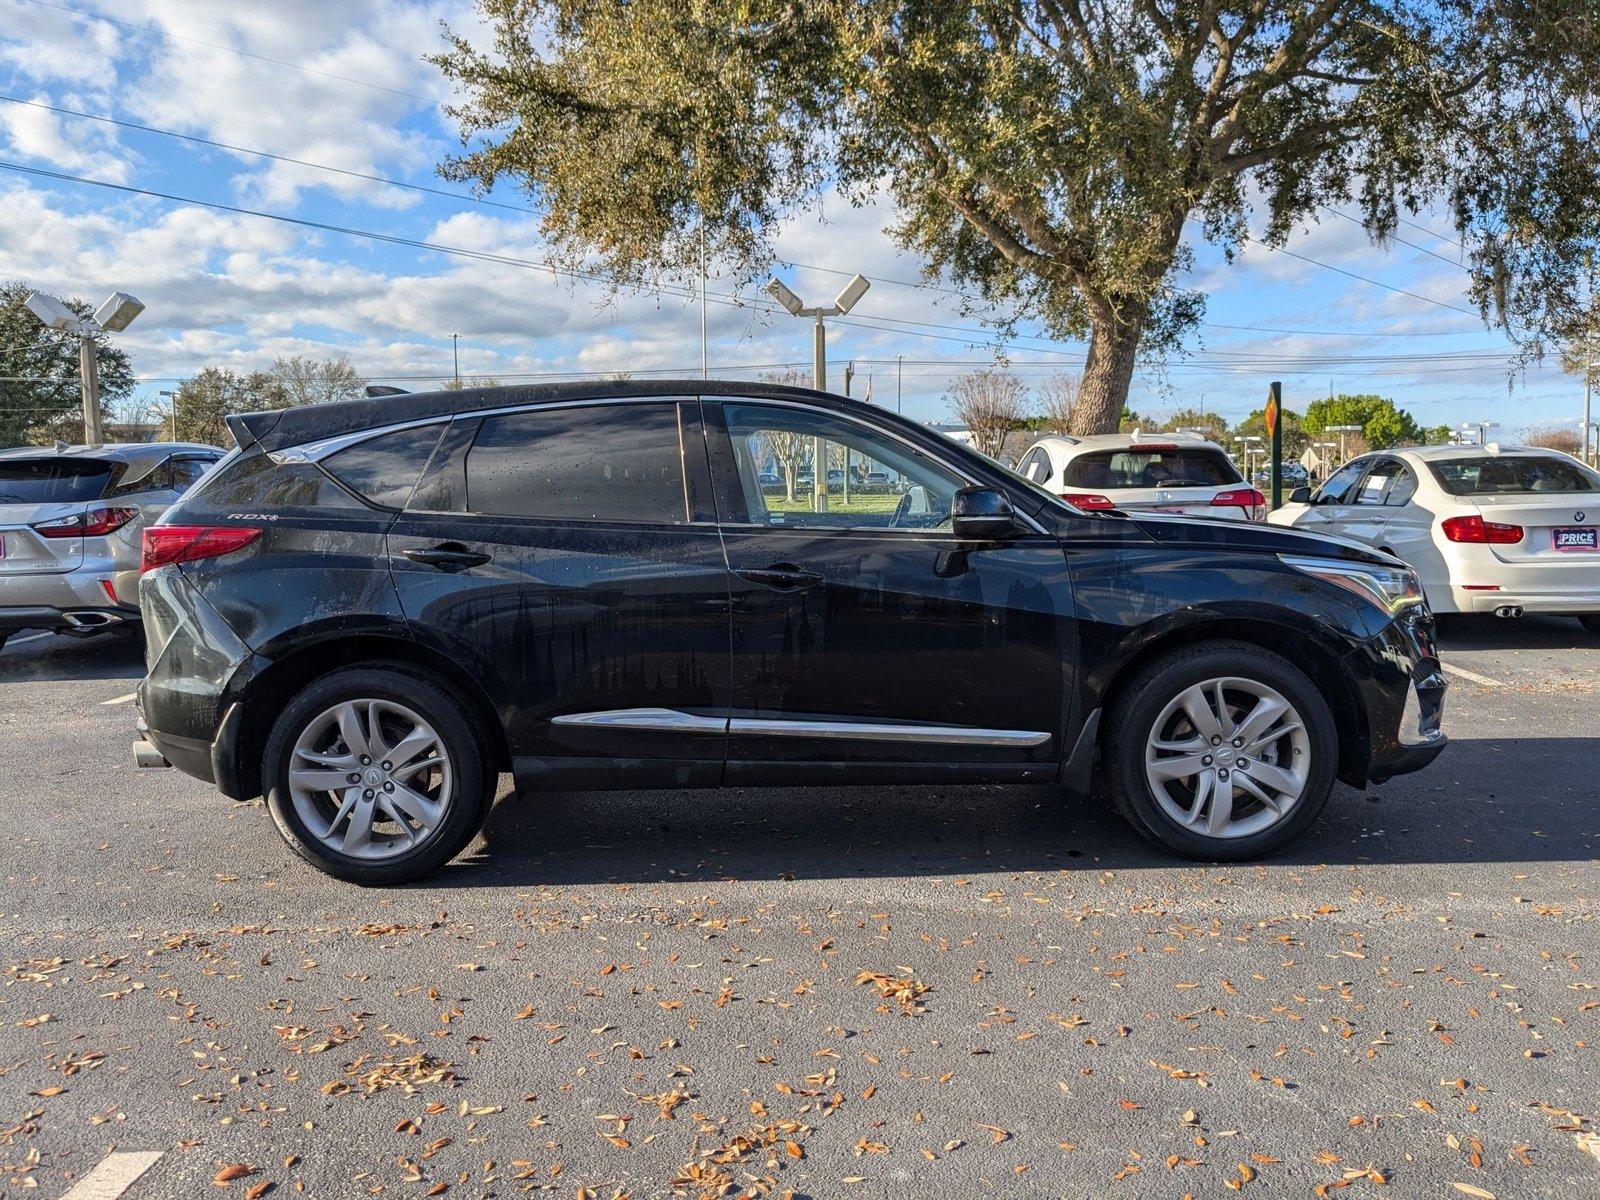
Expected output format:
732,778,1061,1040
552,708,1049,747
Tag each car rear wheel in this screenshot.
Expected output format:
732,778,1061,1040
263,665,493,884
1581,615,1600,635
1107,641,1337,860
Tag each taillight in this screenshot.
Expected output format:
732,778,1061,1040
140,525,263,572
33,506,139,538
1211,488,1267,520
1441,514,1523,544
1059,493,1116,511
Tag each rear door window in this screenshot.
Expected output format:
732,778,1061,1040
323,424,448,509
1060,448,1240,489
0,459,114,504
464,402,687,523
1354,458,1404,505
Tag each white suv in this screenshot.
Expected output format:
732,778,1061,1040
1014,431,1265,521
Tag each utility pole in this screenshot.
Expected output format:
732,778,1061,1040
766,274,872,515
452,334,460,387
700,222,709,380
896,355,904,414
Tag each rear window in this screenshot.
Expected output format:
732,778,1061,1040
1428,456,1599,496
0,459,114,504
1061,448,1241,489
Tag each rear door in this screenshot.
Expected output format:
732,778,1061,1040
1340,456,1407,546
0,457,115,576
385,398,732,789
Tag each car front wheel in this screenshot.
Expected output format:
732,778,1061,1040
263,665,493,884
1107,641,1338,860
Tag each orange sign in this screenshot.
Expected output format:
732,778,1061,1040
1264,395,1279,436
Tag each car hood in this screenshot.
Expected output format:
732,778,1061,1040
1126,512,1399,565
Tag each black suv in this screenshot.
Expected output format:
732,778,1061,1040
133,381,1446,883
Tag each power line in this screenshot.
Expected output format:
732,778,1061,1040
0,95,534,215
4,98,1494,344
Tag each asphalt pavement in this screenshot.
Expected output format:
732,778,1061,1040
0,617,1595,1199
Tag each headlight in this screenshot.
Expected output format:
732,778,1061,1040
1280,554,1425,615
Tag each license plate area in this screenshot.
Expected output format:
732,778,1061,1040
1552,527,1598,552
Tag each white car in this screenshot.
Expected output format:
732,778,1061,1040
1013,431,1266,520
1267,444,1600,628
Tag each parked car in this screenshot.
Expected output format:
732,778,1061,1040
865,470,891,485
1014,431,1266,520
1269,445,1600,627
0,442,224,650
757,471,783,489
1253,461,1311,490
134,381,1445,883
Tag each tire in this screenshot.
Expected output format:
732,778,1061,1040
263,665,493,884
1581,615,1600,635
1106,640,1338,861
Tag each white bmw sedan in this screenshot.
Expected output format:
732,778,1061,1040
1268,445,1600,629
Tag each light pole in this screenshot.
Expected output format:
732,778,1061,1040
766,274,871,512
896,354,904,415
1234,435,1262,479
1313,441,1337,480
158,389,177,441
1326,423,1362,464
1460,420,1499,447
24,289,144,447
451,334,460,387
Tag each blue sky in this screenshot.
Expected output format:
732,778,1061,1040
0,0,1587,438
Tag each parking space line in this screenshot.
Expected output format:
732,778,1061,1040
7,631,51,646
100,692,139,706
1442,662,1505,688
60,1151,164,1199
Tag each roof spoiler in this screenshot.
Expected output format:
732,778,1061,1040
224,410,286,451
365,385,410,397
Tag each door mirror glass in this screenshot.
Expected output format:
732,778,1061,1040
951,486,1016,540
1288,485,1312,504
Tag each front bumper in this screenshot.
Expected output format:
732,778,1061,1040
1349,609,1448,783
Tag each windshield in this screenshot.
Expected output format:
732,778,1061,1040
0,459,115,504
1062,448,1241,489
1427,456,1599,496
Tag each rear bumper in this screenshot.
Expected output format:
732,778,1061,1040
0,568,140,632
1444,583,1600,615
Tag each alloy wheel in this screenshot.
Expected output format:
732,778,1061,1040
1144,676,1310,840
287,698,454,860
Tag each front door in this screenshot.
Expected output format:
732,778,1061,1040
387,398,731,789
703,398,1071,784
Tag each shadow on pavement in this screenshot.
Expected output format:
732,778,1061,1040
0,626,146,682
1436,612,1598,651
441,733,1598,887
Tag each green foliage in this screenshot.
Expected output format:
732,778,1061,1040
1159,407,1229,443
433,1,1600,433
0,282,135,447
1303,394,1423,449
165,358,367,447
1234,405,1308,458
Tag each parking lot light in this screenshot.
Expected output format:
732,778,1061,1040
24,288,145,447
764,273,872,511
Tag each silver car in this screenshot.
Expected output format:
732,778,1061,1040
0,442,224,650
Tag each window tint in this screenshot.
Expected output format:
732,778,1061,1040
1385,464,1418,507
0,459,113,503
105,458,170,498
1354,459,1404,505
324,424,447,509
465,402,686,522
1316,459,1369,505
1060,448,1240,489
720,403,965,530
170,457,216,494
1427,455,1599,495
200,452,364,511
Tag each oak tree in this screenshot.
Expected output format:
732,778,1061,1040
432,1,1600,433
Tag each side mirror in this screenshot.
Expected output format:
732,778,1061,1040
951,486,1016,540
1288,485,1312,504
